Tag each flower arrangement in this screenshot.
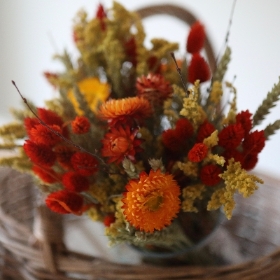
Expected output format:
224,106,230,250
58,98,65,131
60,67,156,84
1,2,280,254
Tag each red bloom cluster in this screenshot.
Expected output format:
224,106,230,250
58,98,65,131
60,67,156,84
45,190,84,215
124,36,137,67
32,165,60,184
200,164,222,186
196,121,215,143
186,21,211,84
96,4,107,31
103,214,116,227
62,171,90,192
188,143,208,162
22,108,101,215
188,54,211,84
161,109,265,188
186,21,205,54
162,118,194,152
220,111,266,170
71,152,98,176
71,116,90,134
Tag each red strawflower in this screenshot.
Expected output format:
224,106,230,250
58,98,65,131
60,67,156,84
243,130,265,155
71,116,90,134
101,126,142,163
71,152,99,176
188,143,208,162
124,37,137,67
200,164,222,186
196,121,215,143
23,140,56,167
62,171,90,192
218,123,244,149
188,53,211,84
32,165,60,183
186,21,206,53
29,124,62,146
136,73,173,105
45,190,84,215
103,214,116,227
236,110,252,135
54,145,75,170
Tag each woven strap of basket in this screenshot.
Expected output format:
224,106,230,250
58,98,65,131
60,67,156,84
33,205,64,273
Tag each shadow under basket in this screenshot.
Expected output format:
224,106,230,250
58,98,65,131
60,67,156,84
1,167,280,280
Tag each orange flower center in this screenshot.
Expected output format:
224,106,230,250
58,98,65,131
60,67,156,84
111,137,130,153
144,192,163,212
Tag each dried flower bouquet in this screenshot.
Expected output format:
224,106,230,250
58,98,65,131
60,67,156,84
0,2,280,254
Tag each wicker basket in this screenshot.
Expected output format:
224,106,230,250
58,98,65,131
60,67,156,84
1,4,280,280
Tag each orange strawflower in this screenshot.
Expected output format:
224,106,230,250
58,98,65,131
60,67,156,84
101,126,142,163
122,169,181,233
71,116,90,134
98,97,152,127
45,190,84,215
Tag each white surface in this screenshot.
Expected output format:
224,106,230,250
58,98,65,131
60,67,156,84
64,216,141,264
0,0,280,258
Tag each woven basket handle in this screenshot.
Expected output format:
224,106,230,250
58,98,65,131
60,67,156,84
136,4,216,72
